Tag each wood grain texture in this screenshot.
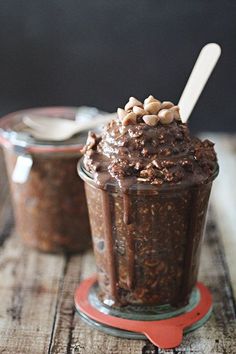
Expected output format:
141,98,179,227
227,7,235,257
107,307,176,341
0,139,235,354
0,232,65,354
204,133,236,297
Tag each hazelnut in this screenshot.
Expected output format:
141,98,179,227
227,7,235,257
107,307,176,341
158,109,174,124
144,101,161,115
144,95,160,105
124,97,143,111
161,101,174,109
122,112,137,126
117,108,127,120
133,106,147,116
142,114,159,126
170,106,181,121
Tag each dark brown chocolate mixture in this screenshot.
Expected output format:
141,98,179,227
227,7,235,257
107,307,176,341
83,107,217,191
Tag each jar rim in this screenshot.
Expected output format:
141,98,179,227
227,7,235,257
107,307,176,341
78,157,219,194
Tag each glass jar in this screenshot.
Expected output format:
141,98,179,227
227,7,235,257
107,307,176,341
0,107,93,253
78,159,218,308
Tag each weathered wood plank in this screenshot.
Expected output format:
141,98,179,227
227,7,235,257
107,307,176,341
172,209,236,354
202,133,236,296
48,254,83,354
0,232,66,354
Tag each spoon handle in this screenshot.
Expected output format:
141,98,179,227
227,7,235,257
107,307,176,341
178,43,221,123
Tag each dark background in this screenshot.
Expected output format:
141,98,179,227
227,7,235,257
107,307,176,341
0,1,235,132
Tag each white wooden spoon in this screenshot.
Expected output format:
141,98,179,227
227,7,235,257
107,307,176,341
178,43,221,123
23,113,116,141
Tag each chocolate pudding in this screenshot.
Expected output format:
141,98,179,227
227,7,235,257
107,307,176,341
79,95,218,307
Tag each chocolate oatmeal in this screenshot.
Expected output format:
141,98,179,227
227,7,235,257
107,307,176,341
79,95,218,307
4,149,91,253
0,107,91,253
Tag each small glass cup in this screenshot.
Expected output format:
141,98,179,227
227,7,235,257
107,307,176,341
0,107,91,253
78,158,218,309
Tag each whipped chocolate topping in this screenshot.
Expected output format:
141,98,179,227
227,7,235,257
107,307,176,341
83,95,217,191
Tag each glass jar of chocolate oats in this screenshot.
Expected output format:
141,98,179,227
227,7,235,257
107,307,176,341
0,107,92,253
79,95,219,309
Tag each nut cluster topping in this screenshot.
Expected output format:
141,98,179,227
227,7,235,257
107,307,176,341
117,95,181,126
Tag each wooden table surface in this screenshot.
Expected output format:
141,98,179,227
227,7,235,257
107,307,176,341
0,133,235,354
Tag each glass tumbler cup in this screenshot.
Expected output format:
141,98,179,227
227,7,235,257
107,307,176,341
78,159,218,308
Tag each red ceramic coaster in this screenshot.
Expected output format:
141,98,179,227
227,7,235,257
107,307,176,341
74,275,212,349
